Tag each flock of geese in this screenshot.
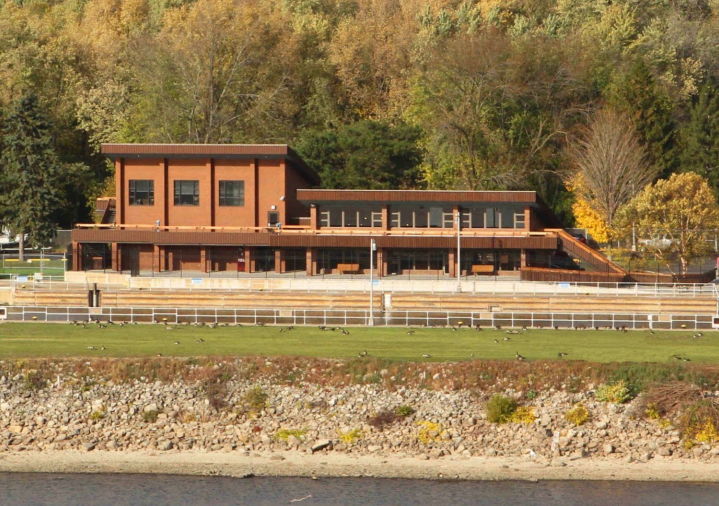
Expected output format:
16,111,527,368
69,318,699,363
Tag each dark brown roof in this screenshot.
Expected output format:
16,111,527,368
297,189,539,203
101,143,320,185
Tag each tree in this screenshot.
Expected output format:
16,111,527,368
295,120,422,189
0,94,64,260
679,80,719,191
569,109,656,234
618,172,719,275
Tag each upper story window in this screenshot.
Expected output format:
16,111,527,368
129,180,154,206
219,180,244,206
514,212,526,229
174,180,199,206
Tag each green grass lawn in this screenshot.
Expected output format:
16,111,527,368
0,322,717,363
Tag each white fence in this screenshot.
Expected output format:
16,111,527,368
4,277,719,299
4,306,715,330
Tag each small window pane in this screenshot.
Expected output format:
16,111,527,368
174,181,199,206
129,180,154,206
219,181,244,206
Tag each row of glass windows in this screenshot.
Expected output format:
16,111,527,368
318,206,527,229
128,180,245,207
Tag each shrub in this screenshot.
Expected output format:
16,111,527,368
338,428,362,444
486,394,518,423
206,381,228,411
510,406,536,424
595,380,632,404
276,428,306,441
679,400,719,443
23,371,47,391
368,410,398,430
416,421,444,444
143,410,159,423
395,405,415,417
242,386,268,411
89,410,105,421
526,389,537,400
565,404,590,426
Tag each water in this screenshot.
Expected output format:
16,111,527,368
2,473,718,506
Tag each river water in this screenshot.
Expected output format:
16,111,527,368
2,473,718,506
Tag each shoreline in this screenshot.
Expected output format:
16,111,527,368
2,451,719,482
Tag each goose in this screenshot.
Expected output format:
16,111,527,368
503,337,512,341
475,325,482,331
515,352,526,361
493,339,499,344
359,350,368,357
341,329,350,335
557,352,568,358
100,346,106,350
422,354,432,358
494,325,502,331
174,341,180,345
406,330,415,335
87,346,96,350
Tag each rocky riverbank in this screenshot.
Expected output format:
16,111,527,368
1,369,712,461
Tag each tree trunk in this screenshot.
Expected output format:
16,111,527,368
18,232,24,262
680,256,688,276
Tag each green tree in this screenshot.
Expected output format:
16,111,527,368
0,94,64,260
610,59,677,178
679,80,719,191
618,172,719,275
295,120,423,189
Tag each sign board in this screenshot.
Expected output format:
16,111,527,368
558,282,570,289
191,278,203,285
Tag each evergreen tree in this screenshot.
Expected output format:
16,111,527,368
296,121,423,190
0,94,63,260
679,80,719,191
610,60,677,179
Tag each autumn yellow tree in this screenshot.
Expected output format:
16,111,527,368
619,172,719,275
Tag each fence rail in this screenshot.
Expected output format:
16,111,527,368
4,306,715,331
4,277,719,298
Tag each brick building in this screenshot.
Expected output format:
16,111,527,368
71,144,624,281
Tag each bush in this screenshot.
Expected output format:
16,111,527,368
143,410,159,423
510,406,536,424
596,380,632,404
679,400,719,443
206,381,228,411
338,428,362,444
276,428,306,441
416,421,444,444
486,394,518,423
368,410,398,431
565,404,590,426
395,405,415,417
89,410,105,421
242,386,268,411
23,371,47,391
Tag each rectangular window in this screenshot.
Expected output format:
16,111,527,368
129,180,154,206
219,180,244,206
514,212,526,229
390,211,400,228
485,208,499,228
429,207,443,228
268,211,280,226
174,180,199,206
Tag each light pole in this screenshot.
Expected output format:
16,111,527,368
369,238,377,326
456,212,462,293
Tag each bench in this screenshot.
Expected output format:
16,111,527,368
337,263,360,274
471,264,495,275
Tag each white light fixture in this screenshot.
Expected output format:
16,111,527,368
271,205,277,210
279,195,286,201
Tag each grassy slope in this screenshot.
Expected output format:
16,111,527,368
0,323,717,363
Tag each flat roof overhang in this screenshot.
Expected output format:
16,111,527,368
72,229,559,250
102,143,320,185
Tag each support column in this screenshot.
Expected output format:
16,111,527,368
72,242,81,271
310,205,319,230
524,205,531,231
159,246,166,272
200,246,207,273
274,249,282,274
520,249,527,268
306,248,317,276
154,245,161,273
448,249,456,277
381,205,390,230
376,248,388,277
111,243,120,271
245,247,254,273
